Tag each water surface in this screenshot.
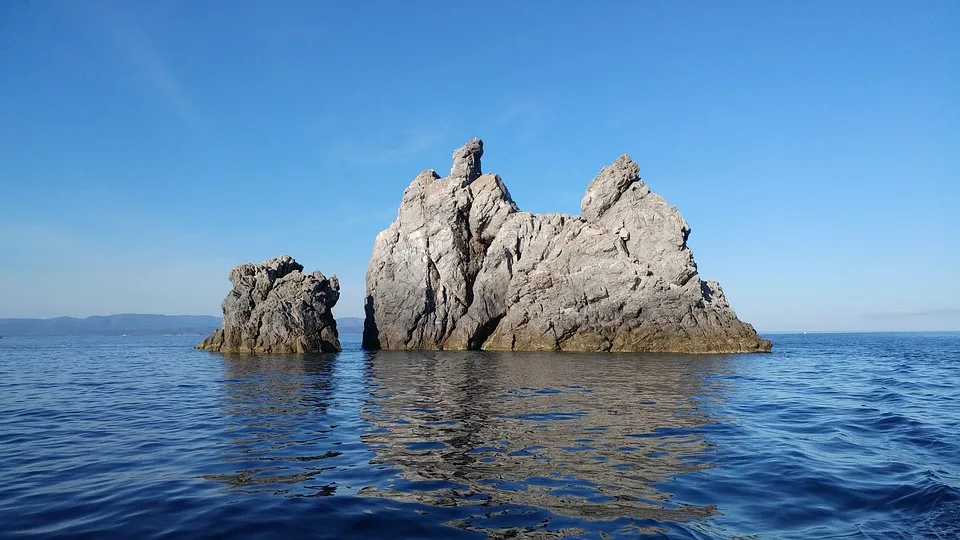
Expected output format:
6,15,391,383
1,333,958,538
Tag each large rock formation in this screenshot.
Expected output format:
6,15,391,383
198,256,342,353
363,139,771,353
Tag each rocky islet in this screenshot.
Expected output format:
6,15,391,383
362,139,771,353
197,255,341,353
197,139,770,355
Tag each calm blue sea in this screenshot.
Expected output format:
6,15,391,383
1,332,957,538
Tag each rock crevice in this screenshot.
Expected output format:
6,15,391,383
363,139,771,353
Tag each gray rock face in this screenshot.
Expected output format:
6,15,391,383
198,255,341,353
450,137,484,184
364,139,771,353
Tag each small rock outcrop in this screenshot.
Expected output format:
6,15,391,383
198,256,341,353
363,139,771,353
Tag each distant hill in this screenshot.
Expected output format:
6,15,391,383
337,317,365,334
0,314,368,337
0,314,221,337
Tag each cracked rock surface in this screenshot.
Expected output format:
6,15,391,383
198,255,341,353
363,139,771,353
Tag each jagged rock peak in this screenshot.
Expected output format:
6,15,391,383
364,139,771,354
581,154,646,221
197,255,342,354
237,254,303,282
450,137,483,184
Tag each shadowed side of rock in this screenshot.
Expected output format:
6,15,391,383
362,138,518,350
198,255,342,353
363,139,770,354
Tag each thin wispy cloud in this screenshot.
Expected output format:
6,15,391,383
864,308,960,319
488,98,549,142
65,4,202,127
111,23,201,126
330,126,448,165
493,99,546,127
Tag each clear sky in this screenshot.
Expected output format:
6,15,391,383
1,1,957,332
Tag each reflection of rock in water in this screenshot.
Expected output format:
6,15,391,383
203,354,342,497
360,351,734,524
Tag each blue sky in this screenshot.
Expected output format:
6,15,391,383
1,1,957,331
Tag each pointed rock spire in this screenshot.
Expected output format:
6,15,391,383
364,139,771,353
449,138,483,185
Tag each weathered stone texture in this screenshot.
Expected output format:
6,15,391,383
198,255,341,353
363,140,770,353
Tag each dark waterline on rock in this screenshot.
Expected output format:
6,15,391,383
1,333,958,538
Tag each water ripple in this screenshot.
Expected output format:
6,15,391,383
0,333,958,538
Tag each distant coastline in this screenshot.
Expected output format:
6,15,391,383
0,314,221,337
758,329,960,335
0,315,951,338
0,315,365,337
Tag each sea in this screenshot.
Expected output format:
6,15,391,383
1,332,957,539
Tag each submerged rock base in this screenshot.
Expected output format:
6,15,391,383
198,255,341,353
363,139,770,353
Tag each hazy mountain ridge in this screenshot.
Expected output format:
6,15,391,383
0,314,223,337
0,314,366,337
336,317,364,335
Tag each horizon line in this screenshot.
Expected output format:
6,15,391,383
1,313,957,334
